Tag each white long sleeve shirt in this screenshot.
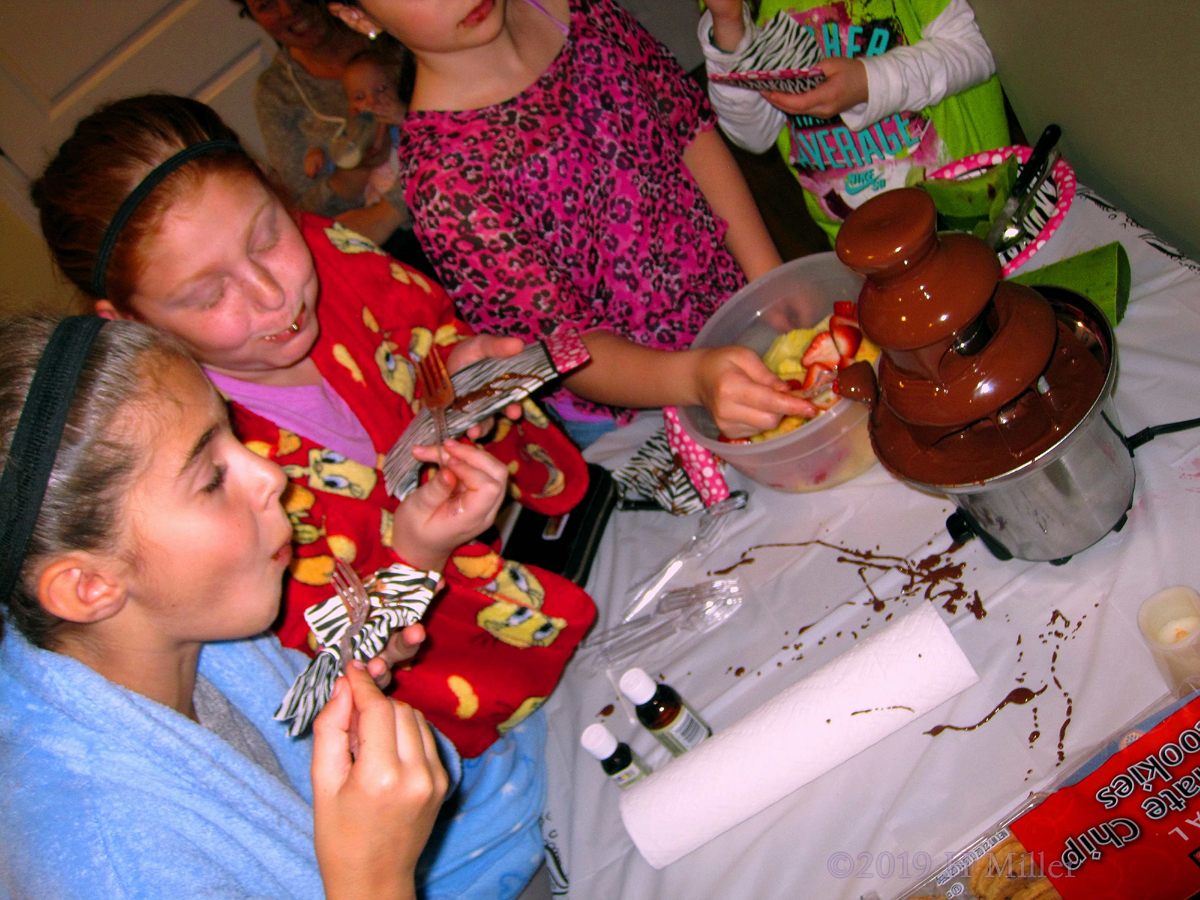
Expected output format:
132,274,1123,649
698,0,1003,238
700,0,995,153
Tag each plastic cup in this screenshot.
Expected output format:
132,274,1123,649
1137,586,1200,697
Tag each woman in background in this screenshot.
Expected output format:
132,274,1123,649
236,0,434,275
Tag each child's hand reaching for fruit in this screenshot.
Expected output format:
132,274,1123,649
721,302,877,444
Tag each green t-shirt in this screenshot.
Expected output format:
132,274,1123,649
754,0,1009,241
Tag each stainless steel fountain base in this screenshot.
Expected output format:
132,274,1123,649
911,287,1135,563
941,395,1134,561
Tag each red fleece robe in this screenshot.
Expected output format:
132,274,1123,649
229,215,595,757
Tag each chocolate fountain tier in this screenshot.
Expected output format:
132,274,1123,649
876,281,1057,428
833,186,1107,485
837,189,1000,352
835,185,1134,562
868,311,1107,486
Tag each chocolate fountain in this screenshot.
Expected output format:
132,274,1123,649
834,188,1134,563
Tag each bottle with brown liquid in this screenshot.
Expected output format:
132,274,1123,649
619,667,712,757
580,723,651,789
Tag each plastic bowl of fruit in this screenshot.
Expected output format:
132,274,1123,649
681,252,879,492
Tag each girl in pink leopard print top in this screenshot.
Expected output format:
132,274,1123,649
330,0,814,446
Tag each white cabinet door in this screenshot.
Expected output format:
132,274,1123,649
0,0,274,225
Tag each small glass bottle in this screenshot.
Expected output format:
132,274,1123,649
580,723,651,789
619,667,712,757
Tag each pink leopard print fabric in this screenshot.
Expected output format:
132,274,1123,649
396,0,747,420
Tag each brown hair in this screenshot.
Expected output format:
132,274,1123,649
330,10,416,105
346,35,416,106
230,0,330,22
31,94,274,313
0,317,195,648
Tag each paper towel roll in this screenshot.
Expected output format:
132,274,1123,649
618,602,978,868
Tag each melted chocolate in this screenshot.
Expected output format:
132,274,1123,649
868,321,1107,485
925,685,1047,736
1057,690,1074,764
711,539,984,687
711,557,754,576
835,189,1109,488
708,538,981,621
1008,609,1082,762
835,360,877,407
450,373,538,411
851,705,915,716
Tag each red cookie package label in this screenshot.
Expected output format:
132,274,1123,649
1011,698,1200,900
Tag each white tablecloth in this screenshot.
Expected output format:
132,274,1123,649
540,189,1200,900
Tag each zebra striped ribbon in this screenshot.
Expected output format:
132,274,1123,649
274,563,441,737
611,424,708,516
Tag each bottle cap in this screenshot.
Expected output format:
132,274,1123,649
619,667,657,705
580,723,619,760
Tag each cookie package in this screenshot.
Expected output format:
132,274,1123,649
875,687,1200,900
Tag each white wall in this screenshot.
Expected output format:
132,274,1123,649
971,0,1200,263
0,0,272,315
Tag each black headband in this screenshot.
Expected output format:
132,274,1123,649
91,139,245,298
0,316,107,604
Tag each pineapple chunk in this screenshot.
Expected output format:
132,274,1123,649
763,327,817,374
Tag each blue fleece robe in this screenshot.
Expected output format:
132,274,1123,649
0,629,547,899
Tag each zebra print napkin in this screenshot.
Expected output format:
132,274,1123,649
709,11,825,94
274,563,441,737
382,327,590,499
612,425,709,516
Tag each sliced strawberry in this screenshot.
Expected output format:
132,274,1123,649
833,301,858,321
830,321,862,361
800,331,840,368
801,361,834,391
785,378,806,392
718,433,752,445
829,314,859,332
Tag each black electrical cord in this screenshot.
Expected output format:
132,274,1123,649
1122,416,1200,452
948,412,1200,565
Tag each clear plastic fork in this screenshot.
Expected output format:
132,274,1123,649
332,559,371,676
415,349,467,512
416,350,455,446
622,491,749,622
588,579,746,666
